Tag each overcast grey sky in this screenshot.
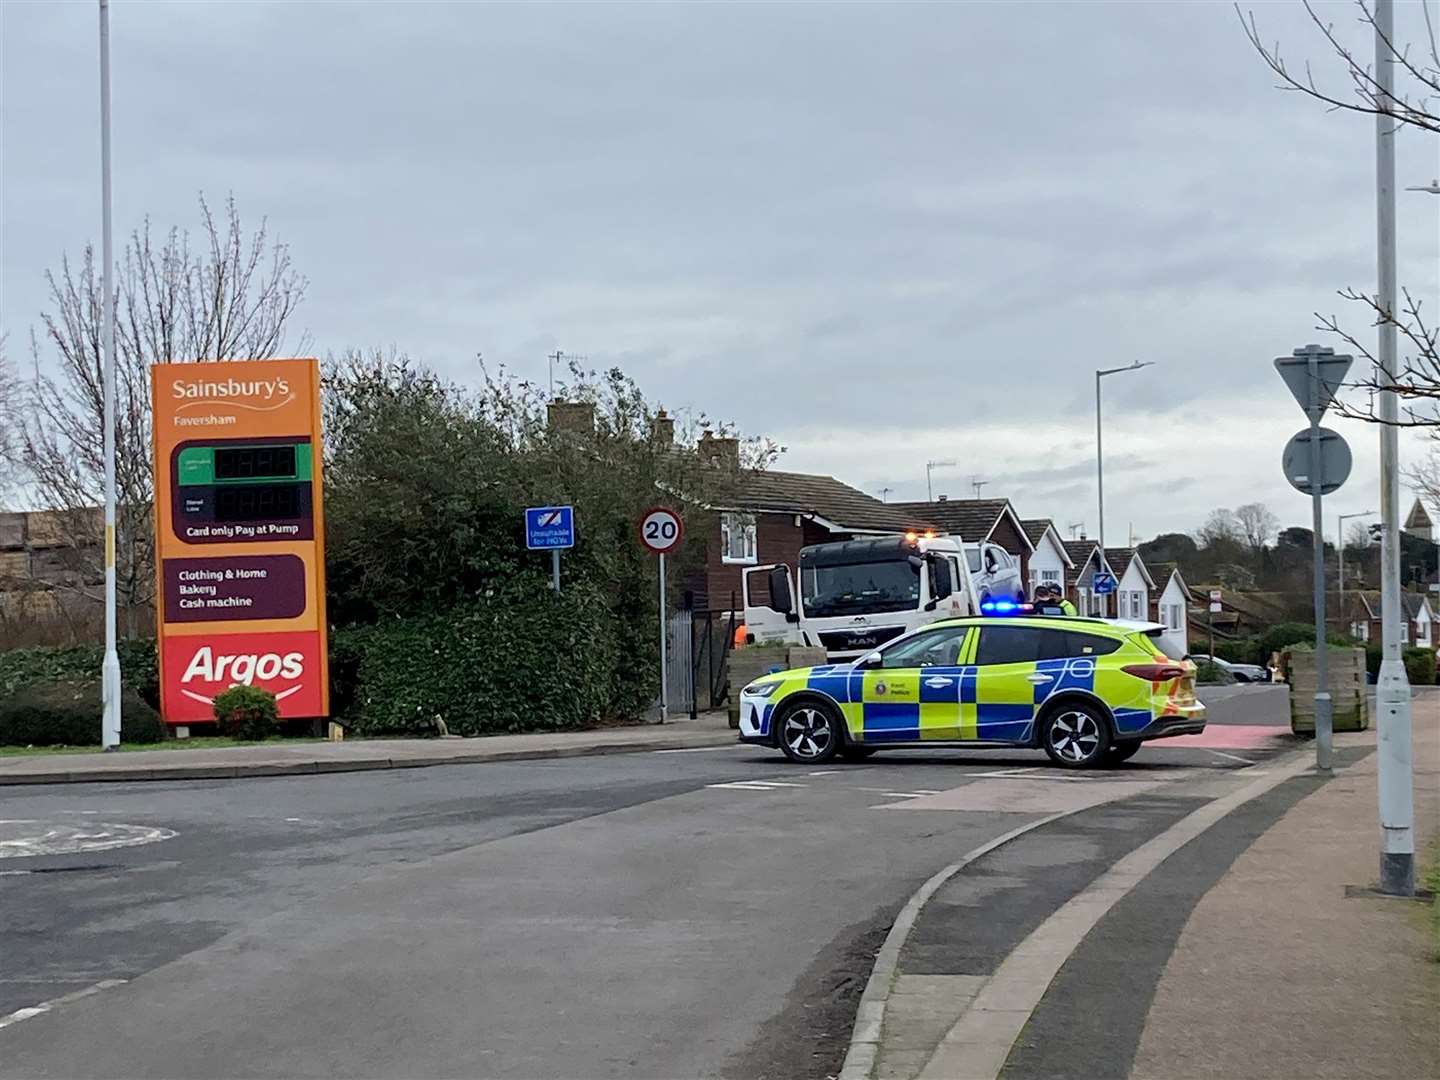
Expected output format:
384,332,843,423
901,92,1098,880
3,0,1437,540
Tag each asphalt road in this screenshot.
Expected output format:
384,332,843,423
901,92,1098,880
0,687,1290,1079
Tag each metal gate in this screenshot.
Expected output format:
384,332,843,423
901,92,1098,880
665,609,695,716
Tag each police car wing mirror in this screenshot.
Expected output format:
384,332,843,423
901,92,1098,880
855,651,882,669
767,565,794,615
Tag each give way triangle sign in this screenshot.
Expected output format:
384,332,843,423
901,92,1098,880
1273,344,1354,420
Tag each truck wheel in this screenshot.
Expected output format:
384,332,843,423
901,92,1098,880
777,700,841,764
1041,703,1111,768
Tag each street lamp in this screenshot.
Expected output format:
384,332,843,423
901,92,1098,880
925,459,956,502
98,0,120,751
1095,361,1154,590
1337,510,1375,636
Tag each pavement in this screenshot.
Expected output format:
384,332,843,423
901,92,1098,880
847,687,1440,1080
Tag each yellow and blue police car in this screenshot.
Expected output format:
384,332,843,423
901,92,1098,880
737,615,1203,768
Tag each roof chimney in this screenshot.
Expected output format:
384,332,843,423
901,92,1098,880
547,400,595,436
698,431,740,468
651,409,675,446
937,494,948,502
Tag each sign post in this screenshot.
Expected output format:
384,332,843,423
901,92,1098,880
1276,344,1354,772
639,506,684,721
525,506,576,593
1208,589,1222,657
151,359,329,728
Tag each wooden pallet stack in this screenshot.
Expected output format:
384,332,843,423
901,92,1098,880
1285,646,1369,734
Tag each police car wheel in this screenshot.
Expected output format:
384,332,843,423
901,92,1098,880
777,701,840,764
1107,740,1143,763
1041,704,1111,768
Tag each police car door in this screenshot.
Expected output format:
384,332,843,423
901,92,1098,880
971,624,1049,743
857,624,971,743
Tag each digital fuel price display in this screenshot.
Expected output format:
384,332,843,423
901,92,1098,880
170,437,315,543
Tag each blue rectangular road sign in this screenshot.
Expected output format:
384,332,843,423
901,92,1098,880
525,505,575,550
1092,572,1118,595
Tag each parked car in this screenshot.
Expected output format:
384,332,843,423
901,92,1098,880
1187,654,1271,683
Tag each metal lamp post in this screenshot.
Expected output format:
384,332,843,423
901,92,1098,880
1095,361,1153,613
1337,510,1375,637
98,0,121,750
1372,0,1415,896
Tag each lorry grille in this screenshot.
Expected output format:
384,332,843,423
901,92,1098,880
817,626,906,652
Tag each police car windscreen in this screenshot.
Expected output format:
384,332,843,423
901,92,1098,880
801,559,921,617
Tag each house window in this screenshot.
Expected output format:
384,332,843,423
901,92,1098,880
1400,621,1409,644
1418,620,1430,646
1029,568,1062,592
1119,590,1144,619
1162,603,1183,631
720,512,757,565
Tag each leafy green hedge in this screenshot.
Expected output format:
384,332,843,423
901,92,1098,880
0,639,158,706
0,679,164,747
335,581,655,736
1,579,659,744
1404,646,1437,686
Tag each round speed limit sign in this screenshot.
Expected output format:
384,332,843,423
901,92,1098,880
638,506,684,554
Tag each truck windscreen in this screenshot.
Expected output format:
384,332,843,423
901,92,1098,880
801,559,921,617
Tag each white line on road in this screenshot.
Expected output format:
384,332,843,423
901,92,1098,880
706,780,807,791
0,979,127,1031
1206,749,1256,766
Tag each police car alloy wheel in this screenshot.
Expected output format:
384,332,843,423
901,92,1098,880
1041,704,1111,768
778,702,841,763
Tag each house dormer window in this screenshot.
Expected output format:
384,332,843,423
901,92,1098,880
720,512,757,564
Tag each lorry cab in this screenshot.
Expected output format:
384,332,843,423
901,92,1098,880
743,534,985,661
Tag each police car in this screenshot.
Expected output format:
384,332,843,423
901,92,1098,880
737,615,1203,768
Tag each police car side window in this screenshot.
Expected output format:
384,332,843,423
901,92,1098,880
881,627,966,668
975,627,1043,665
1063,632,1122,657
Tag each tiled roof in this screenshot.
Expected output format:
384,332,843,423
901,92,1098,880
1404,499,1433,530
1149,560,1192,600
1402,592,1429,620
890,499,1026,547
1063,539,1100,569
726,470,929,533
1103,547,1136,579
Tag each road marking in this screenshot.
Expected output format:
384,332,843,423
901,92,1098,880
968,767,1046,778
1206,749,1256,766
808,769,842,776
0,979,127,1031
0,820,176,859
914,747,1316,1080
706,780,807,791
652,745,743,754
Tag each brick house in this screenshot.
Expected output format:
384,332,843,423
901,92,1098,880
1063,539,1101,614
692,466,929,613
1348,590,1434,647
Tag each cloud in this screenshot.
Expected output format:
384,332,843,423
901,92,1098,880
2,0,1435,540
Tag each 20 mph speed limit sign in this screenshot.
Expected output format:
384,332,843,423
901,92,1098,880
639,506,684,554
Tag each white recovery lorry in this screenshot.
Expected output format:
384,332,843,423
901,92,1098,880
741,533,1026,662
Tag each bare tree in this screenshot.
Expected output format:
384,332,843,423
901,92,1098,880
1234,501,1280,551
1409,444,1440,513
1240,0,1440,430
1197,508,1244,547
0,333,21,508
17,195,306,631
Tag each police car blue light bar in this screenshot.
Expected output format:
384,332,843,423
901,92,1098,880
980,599,1034,615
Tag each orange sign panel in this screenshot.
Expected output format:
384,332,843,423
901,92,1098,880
151,359,328,723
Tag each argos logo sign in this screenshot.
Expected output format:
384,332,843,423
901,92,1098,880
163,631,323,722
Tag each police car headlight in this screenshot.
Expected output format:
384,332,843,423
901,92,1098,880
744,681,782,697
